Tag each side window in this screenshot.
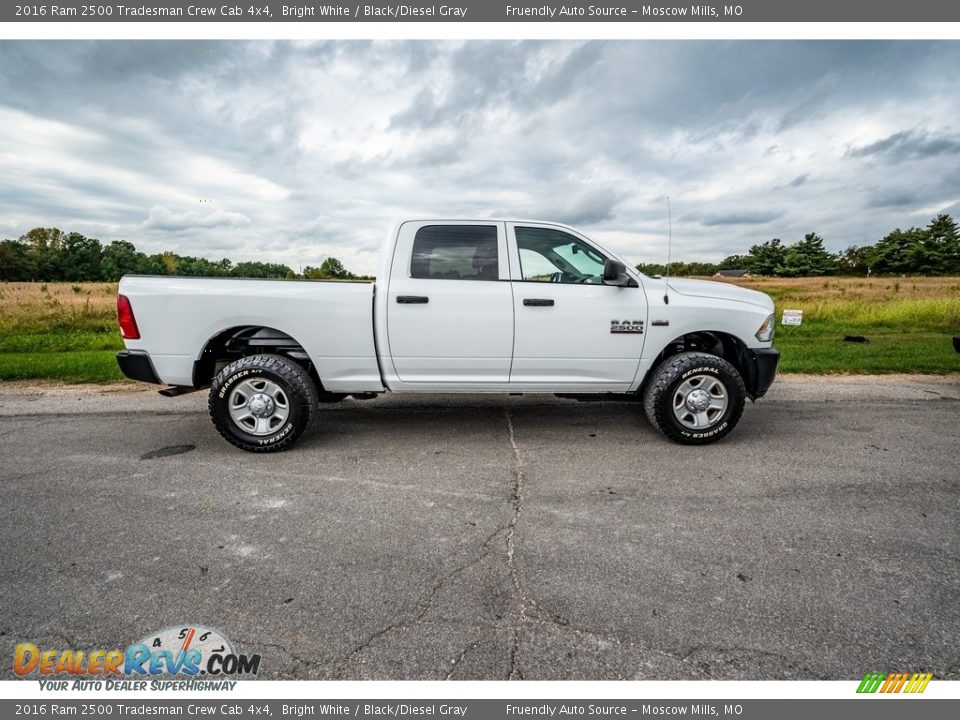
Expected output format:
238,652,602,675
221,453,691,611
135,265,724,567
516,226,608,284
410,225,499,281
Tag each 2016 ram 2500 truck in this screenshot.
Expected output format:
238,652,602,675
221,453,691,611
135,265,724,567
116,220,780,451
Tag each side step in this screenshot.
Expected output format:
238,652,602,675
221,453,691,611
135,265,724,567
159,386,200,398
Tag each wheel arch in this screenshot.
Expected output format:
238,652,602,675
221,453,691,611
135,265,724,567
192,325,323,391
643,330,764,399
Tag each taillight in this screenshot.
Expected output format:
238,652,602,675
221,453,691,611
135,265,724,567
117,294,140,340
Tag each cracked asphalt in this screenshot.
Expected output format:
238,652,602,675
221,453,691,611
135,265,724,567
0,375,958,680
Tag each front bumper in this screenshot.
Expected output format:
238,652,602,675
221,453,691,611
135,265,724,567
747,347,780,399
116,350,161,384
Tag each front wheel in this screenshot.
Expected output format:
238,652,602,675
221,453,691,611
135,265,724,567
209,354,318,452
642,352,746,445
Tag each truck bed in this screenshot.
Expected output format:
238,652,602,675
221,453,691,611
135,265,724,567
118,276,383,392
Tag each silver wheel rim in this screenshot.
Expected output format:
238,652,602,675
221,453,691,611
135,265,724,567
672,374,728,430
228,377,290,436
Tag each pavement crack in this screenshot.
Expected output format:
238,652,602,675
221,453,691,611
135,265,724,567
444,637,484,680
333,524,505,678
677,644,828,679
238,640,317,679
505,408,532,680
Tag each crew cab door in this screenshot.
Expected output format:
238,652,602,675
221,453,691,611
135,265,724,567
506,223,646,389
385,221,514,384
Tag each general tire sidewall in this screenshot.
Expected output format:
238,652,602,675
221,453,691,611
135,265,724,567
661,364,743,442
212,366,307,449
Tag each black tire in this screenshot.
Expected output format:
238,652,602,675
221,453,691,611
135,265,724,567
642,351,746,445
208,354,318,453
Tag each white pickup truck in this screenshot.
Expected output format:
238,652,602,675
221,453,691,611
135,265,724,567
117,220,779,451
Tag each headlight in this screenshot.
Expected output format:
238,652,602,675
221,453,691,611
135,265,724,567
755,313,775,342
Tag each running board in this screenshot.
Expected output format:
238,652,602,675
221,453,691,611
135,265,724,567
159,386,200,398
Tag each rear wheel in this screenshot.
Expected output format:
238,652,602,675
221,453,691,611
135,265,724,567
642,351,745,445
209,354,318,452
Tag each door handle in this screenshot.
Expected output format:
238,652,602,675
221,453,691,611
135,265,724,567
397,295,429,304
523,298,554,307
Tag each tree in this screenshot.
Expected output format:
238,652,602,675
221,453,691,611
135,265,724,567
716,254,748,270
319,257,351,279
745,238,786,275
775,233,836,277
304,257,355,279
834,245,873,276
871,227,924,275
22,227,66,280
926,213,960,274
102,240,146,281
160,251,179,275
0,239,37,281
59,232,103,281
232,261,295,279
635,262,666,276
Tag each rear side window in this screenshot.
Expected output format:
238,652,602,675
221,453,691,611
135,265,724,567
410,225,499,280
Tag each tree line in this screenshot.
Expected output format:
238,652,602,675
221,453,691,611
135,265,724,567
0,227,367,282
636,213,960,277
3,214,959,282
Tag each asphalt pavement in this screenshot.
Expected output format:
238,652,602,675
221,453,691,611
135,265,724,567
0,376,958,680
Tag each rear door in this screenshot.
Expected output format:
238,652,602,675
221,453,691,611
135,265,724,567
506,223,646,388
385,221,514,384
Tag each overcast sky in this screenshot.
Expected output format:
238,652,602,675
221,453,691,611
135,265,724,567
1,40,959,274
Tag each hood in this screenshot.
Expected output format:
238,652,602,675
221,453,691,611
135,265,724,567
664,278,773,310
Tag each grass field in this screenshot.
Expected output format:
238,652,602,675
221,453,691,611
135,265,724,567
1,278,958,383
719,276,960,374
0,282,124,383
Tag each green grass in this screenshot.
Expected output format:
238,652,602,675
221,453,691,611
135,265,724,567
1,280,958,382
767,296,959,374
0,350,125,383
775,330,957,374
0,329,123,354
0,282,127,382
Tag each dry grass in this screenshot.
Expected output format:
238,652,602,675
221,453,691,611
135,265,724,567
707,276,960,374
1,278,959,380
0,280,116,311
714,275,960,304
0,282,117,334
711,275,960,331
0,282,123,381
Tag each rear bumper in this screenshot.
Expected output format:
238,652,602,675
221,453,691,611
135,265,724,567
116,350,161,384
748,347,780,399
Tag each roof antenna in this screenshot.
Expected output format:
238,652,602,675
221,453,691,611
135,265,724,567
663,196,672,305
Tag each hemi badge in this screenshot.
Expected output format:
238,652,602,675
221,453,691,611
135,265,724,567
651,320,669,327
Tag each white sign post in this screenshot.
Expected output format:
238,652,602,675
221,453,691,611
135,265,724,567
781,309,803,326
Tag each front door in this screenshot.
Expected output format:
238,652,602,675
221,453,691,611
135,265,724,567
385,221,514,384
507,223,646,389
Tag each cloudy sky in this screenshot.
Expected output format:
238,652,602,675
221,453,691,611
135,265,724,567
1,40,959,274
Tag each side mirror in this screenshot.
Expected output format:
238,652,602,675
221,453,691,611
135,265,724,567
602,259,629,286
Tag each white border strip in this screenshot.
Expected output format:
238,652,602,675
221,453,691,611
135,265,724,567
2,21,960,41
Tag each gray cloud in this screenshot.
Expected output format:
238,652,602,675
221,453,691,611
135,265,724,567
695,211,783,227
866,188,920,209
510,187,626,226
781,174,809,189
941,200,960,218
1,40,960,271
847,129,960,162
